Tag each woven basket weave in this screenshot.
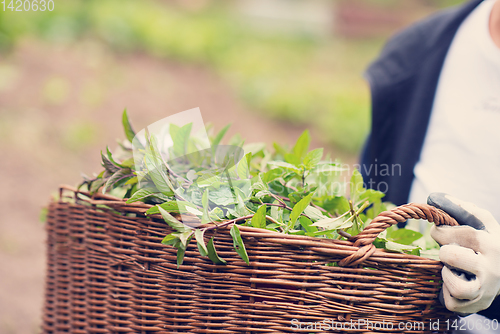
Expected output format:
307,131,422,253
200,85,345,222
42,185,457,334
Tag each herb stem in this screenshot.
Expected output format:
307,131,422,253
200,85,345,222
201,213,282,234
266,202,294,213
203,215,253,231
338,230,352,239
343,201,370,226
276,194,332,217
270,193,288,207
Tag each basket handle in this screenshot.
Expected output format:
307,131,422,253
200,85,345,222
338,203,459,267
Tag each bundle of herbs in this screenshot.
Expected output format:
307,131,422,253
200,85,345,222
80,111,439,267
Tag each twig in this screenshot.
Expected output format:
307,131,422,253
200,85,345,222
266,202,293,211
338,230,352,239
270,193,288,207
202,213,279,232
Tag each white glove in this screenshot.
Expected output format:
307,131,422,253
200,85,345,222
427,193,500,316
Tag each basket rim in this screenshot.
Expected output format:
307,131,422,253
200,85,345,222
56,184,443,266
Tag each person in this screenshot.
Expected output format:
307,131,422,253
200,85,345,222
360,0,500,332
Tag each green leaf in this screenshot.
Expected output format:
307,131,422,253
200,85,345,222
235,193,252,216
106,146,121,168
169,123,180,143
255,190,271,199
270,201,283,223
292,129,310,159
365,201,387,220
122,109,137,144
323,196,350,215
144,139,175,196
207,238,227,265
171,123,192,158
186,170,197,181
209,207,225,221
251,204,267,228
101,151,119,173
250,175,267,191
268,180,291,198
273,142,288,157
262,168,282,183
177,244,186,267
177,230,192,248
89,178,106,194
146,201,180,215
230,224,249,265
358,188,385,204
268,161,301,174
202,188,209,207
311,228,340,238
225,164,238,180
312,216,353,230
126,188,154,203
209,186,236,206
121,157,135,168
237,153,251,179
103,169,131,194
39,207,48,223
212,124,230,149
243,142,266,155
387,228,423,245
303,205,325,221
195,229,208,256
158,206,192,233
350,169,365,202
311,163,346,174
228,133,244,146
373,237,387,249
289,192,314,228
161,233,178,246
124,176,138,185
284,153,301,167
299,216,317,234
264,224,280,232
385,241,421,255
303,148,323,169
201,189,210,224
419,248,440,260
197,171,220,187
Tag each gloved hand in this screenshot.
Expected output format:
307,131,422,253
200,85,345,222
427,193,500,316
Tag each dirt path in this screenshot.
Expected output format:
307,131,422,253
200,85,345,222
0,38,355,334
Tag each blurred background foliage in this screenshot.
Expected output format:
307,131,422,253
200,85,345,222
0,0,463,153
0,1,466,333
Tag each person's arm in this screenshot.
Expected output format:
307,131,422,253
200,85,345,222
427,193,500,319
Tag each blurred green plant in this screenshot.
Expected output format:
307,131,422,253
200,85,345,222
62,119,101,151
0,0,384,152
42,76,70,105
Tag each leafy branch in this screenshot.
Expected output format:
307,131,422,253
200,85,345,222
80,111,430,267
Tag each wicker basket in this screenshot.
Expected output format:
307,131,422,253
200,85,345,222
42,185,457,334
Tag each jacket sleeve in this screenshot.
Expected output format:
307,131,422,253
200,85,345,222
478,297,500,320
360,0,483,205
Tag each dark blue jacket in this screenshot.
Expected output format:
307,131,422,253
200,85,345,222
361,0,482,206
361,0,500,320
